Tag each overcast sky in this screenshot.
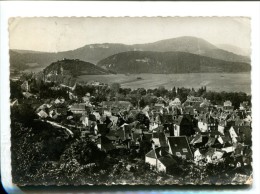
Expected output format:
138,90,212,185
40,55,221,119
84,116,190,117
9,17,251,53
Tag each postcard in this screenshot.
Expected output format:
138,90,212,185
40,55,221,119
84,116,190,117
6,17,253,186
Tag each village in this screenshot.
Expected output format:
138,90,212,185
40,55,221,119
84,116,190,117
9,68,253,184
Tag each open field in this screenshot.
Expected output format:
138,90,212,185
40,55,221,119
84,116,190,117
78,73,251,94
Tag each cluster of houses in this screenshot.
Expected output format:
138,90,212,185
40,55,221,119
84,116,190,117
12,78,252,175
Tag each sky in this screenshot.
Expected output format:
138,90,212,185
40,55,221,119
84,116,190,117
9,17,251,53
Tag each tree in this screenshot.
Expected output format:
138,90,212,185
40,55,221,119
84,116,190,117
11,103,37,127
111,83,120,93
138,88,146,96
10,80,23,100
111,82,121,101
60,139,106,166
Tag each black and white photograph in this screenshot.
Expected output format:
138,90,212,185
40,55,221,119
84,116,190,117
8,17,253,186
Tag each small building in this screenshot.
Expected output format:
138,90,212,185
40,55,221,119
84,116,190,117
70,103,86,114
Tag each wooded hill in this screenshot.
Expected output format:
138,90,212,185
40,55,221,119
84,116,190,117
97,51,251,74
44,59,111,76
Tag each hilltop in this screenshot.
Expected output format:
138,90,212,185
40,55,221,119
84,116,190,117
44,59,111,77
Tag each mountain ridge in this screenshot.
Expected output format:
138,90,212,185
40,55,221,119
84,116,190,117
10,36,250,72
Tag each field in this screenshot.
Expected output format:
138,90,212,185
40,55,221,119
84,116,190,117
78,73,251,94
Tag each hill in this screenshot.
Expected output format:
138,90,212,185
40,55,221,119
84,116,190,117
97,51,251,74
10,36,250,72
44,59,111,76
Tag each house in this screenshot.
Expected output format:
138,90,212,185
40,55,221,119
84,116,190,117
190,134,203,145
70,103,86,114
229,126,238,143
49,109,60,119
82,93,90,103
205,136,216,147
239,101,249,111
115,125,132,142
194,148,206,164
80,115,89,127
169,98,181,107
37,110,48,118
69,92,77,100
145,147,163,167
223,101,234,112
174,115,194,137
21,81,29,92
22,92,35,99
217,133,232,146
200,99,211,108
190,134,209,148
110,116,118,126
224,100,232,107
36,103,52,112
150,122,159,131
218,122,225,135
198,113,217,132
222,146,235,153
183,95,204,108
243,115,252,126
54,98,61,104
205,148,225,164
103,110,112,117
145,147,175,172
167,136,193,160
92,112,101,121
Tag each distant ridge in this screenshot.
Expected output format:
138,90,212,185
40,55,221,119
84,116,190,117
216,44,250,57
97,51,251,74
